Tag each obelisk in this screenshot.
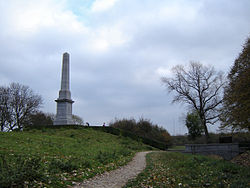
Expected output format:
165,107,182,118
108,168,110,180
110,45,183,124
54,52,74,125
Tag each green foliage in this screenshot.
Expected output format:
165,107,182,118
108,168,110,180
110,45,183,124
28,111,53,126
110,118,136,132
125,152,250,188
95,150,129,165
91,126,167,150
109,118,171,145
185,111,204,140
0,127,151,187
221,37,250,131
96,151,114,165
0,154,44,187
48,158,78,174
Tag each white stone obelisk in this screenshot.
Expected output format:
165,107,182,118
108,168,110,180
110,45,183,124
54,52,74,125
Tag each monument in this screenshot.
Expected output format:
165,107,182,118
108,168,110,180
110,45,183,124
54,52,74,125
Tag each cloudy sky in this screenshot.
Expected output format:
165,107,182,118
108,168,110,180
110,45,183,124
0,0,249,135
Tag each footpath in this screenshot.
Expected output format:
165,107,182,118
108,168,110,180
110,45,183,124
74,151,151,188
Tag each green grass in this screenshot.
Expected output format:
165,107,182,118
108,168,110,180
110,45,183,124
124,152,250,188
168,145,185,150
0,127,154,187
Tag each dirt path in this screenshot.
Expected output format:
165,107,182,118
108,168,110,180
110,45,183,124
73,151,151,188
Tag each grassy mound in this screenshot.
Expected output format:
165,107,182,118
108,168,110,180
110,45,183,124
0,126,154,187
125,152,250,188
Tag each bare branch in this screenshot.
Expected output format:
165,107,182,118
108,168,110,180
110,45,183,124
0,83,43,131
161,61,225,139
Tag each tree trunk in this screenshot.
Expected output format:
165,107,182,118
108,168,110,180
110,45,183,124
199,112,210,143
203,121,209,143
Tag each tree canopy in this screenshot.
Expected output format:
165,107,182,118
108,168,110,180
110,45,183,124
220,37,250,131
185,111,203,140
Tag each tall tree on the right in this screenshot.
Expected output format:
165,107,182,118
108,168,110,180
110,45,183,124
220,37,250,131
162,62,226,142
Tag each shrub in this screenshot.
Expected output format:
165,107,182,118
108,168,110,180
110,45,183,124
185,111,204,140
110,118,171,145
110,118,137,132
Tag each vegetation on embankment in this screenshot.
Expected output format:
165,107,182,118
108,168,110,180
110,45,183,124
109,118,171,147
0,126,155,187
124,152,250,188
91,126,169,150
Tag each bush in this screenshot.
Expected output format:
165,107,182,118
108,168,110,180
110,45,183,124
185,111,203,140
95,126,168,150
109,118,171,145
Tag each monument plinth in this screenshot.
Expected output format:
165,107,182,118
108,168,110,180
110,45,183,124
54,52,74,125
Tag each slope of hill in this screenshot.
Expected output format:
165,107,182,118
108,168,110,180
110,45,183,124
0,126,155,187
124,152,250,187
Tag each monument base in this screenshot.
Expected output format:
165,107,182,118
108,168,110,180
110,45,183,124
54,118,74,125
54,99,74,125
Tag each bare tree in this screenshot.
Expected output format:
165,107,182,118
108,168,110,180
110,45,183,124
161,62,225,141
0,83,43,131
72,114,84,125
0,86,11,131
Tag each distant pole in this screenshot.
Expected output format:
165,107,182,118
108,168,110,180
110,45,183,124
173,119,175,136
54,52,74,125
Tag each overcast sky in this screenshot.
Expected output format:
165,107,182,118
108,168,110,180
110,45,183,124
0,0,249,135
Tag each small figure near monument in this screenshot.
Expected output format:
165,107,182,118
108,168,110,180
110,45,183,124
103,122,105,127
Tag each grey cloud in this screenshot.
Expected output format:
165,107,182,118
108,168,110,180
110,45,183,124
0,0,249,135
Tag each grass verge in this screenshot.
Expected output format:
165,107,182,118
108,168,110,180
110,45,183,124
168,145,185,150
124,152,250,188
0,127,155,187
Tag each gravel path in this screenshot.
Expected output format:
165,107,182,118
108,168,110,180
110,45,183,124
74,151,151,188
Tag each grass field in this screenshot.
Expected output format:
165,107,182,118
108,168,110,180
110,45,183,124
124,152,250,188
0,127,154,187
168,145,185,150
